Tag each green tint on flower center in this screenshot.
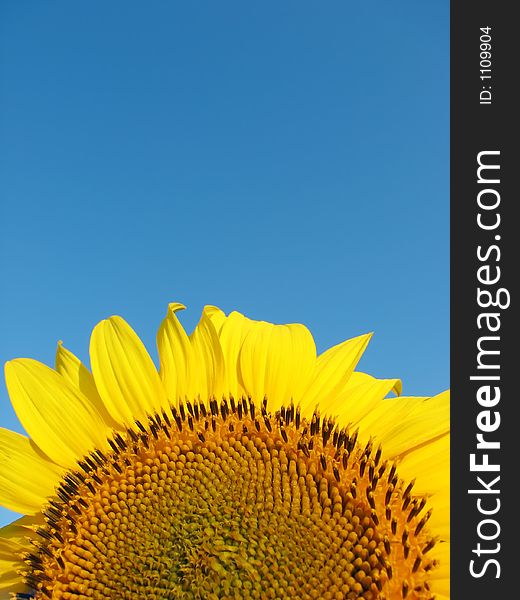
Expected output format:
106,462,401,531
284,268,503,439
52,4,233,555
24,397,437,600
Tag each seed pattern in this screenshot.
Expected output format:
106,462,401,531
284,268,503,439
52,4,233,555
20,397,437,599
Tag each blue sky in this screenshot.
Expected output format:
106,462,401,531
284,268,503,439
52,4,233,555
0,1,448,526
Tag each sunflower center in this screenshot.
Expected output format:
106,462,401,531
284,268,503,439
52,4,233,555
26,398,437,599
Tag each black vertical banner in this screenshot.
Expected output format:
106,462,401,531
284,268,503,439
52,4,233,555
451,1,516,598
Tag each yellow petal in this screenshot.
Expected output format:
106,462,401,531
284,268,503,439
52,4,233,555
398,433,449,496
239,321,316,406
0,560,26,596
426,487,450,542
4,359,112,469
0,428,63,514
157,303,194,402
90,316,167,427
355,391,450,457
0,515,39,595
189,306,226,400
204,305,227,334
217,311,256,399
55,341,120,430
397,433,450,542
300,334,373,414
0,537,26,594
325,371,402,426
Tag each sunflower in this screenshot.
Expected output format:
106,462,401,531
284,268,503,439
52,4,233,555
0,304,449,600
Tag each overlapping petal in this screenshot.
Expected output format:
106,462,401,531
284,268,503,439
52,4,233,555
300,334,373,413
157,304,229,403
398,431,450,546
323,371,402,429
238,321,316,405
55,341,120,430
0,428,63,514
216,311,256,399
357,391,449,458
189,306,226,401
0,515,41,595
4,359,113,469
157,303,194,402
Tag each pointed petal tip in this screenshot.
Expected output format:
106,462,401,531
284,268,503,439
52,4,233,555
353,331,373,345
356,331,374,350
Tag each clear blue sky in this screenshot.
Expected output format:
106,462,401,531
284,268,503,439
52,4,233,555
0,1,448,526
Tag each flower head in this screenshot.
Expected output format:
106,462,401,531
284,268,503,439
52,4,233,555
0,304,449,599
